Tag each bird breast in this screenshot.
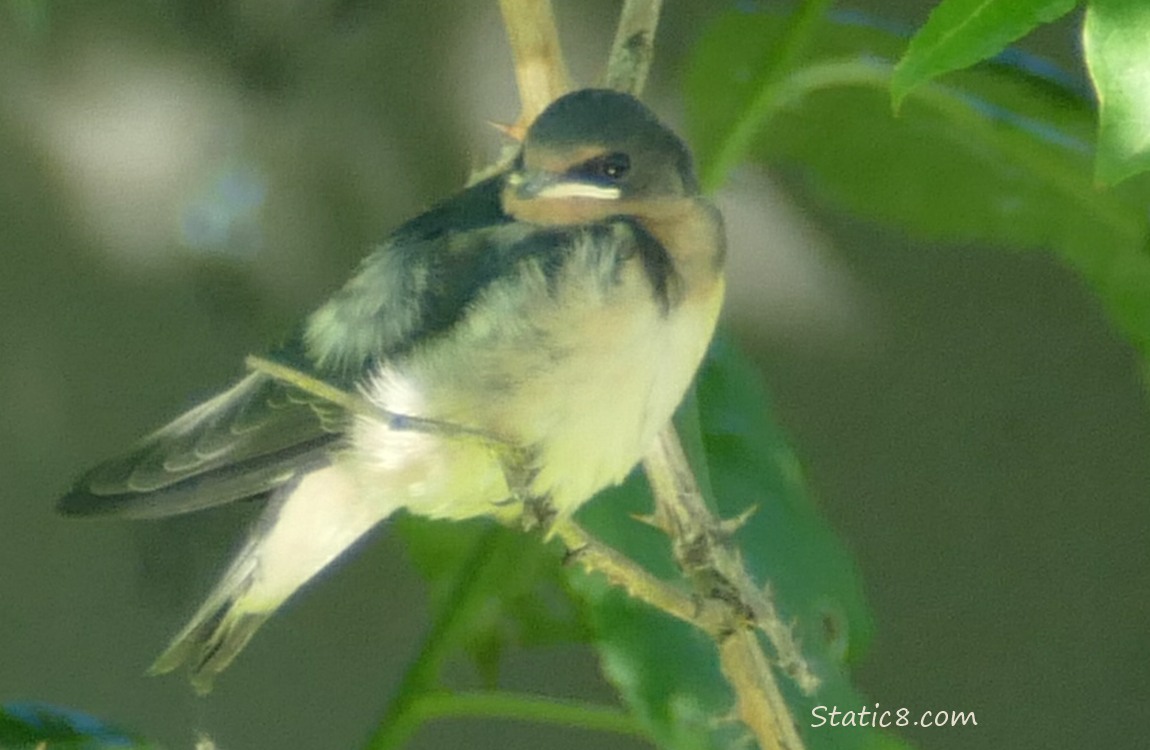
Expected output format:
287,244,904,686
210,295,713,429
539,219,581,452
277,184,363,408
357,221,724,520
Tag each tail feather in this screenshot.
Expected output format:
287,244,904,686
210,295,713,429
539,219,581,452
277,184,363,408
148,552,272,695
149,463,394,693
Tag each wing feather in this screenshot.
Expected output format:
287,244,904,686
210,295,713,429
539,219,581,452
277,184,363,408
59,372,344,518
58,173,563,520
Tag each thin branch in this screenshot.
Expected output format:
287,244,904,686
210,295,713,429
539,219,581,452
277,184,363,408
719,631,806,750
499,0,571,133
245,355,364,413
467,0,572,184
603,0,663,95
642,427,819,695
550,517,727,634
364,529,510,750
642,426,812,750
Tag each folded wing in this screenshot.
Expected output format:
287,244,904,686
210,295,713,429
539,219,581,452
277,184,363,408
57,371,345,518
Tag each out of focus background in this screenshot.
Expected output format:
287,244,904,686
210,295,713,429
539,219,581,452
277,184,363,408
2,1,1147,749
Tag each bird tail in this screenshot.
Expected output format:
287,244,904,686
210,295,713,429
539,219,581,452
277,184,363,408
147,552,270,695
148,463,393,694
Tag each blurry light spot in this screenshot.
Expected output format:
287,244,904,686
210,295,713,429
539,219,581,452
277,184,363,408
181,165,267,259
717,170,875,354
11,34,245,271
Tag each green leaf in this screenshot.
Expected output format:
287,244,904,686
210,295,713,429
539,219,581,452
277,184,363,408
397,516,587,685
573,334,904,750
389,335,897,749
4,0,51,39
696,336,874,667
686,7,1150,371
891,0,1077,107
697,337,910,750
688,0,836,192
569,559,733,750
1,702,151,749
1083,0,1150,184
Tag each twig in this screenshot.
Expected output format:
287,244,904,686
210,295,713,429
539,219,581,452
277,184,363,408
603,0,663,95
245,355,364,413
643,426,813,750
720,631,804,750
550,517,727,634
499,0,571,133
642,427,819,695
408,690,647,739
467,0,573,185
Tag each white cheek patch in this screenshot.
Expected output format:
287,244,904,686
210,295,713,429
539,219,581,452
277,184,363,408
535,182,622,201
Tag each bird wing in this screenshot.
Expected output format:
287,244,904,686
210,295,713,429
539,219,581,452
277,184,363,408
300,173,520,372
58,172,622,520
58,174,520,519
57,372,346,518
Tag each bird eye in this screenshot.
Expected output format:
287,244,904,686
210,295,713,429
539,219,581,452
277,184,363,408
583,152,631,181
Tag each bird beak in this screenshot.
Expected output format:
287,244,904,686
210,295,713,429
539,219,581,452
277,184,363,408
507,171,622,202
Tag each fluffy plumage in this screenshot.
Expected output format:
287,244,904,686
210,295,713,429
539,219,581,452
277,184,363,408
59,89,726,693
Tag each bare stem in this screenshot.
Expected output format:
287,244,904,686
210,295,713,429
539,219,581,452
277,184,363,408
643,427,819,695
642,425,813,750
603,0,663,95
245,355,364,413
550,518,727,634
720,631,806,750
499,0,571,130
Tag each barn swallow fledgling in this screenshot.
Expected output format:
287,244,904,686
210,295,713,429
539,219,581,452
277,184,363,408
58,88,726,694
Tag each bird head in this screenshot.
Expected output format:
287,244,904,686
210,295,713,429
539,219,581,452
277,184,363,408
502,89,699,226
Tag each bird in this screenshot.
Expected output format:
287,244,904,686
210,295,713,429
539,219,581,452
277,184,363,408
58,88,727,694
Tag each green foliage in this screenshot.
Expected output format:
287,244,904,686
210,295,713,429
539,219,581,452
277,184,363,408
375,5,1150,746
398,517,587,685
0,702,151,749
1083,0,1150,185
3,0,50,38
891,0,1077,107
378,335,892,750
686,5,1150,384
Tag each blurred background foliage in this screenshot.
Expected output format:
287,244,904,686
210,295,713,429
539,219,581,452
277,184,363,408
1,1,1148,749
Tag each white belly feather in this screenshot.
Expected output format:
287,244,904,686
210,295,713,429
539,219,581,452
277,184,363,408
354,225,724,520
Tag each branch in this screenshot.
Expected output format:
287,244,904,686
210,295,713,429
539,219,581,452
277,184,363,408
549,517,727,634
499,0,571,134
720,631,805,750
641,427,818,695
603,0,663,95
642,426,813,750
245,355,364,413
